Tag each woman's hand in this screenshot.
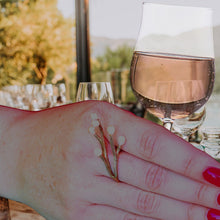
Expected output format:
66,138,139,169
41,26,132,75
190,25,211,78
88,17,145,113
1,101,220,220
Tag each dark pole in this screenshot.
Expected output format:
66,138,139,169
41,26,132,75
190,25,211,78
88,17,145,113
75,0,91,89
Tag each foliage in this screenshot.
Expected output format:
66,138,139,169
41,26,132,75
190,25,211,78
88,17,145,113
0,0,75,87
0,0,19,9
92,44,133,73
91,44,136,104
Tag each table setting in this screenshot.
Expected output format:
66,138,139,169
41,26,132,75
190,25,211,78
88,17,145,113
0,83,68,111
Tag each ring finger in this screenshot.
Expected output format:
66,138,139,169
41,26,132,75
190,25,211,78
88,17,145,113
84,204,156,220
86,177,210,220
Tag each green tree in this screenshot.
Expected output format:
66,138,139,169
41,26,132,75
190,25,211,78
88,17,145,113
92,44,136,104
0,0,75,87
92,44,133,73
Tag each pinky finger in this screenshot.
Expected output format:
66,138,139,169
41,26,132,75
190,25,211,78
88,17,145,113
83,204,158,220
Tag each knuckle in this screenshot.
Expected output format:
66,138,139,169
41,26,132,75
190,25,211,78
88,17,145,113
187,204,206,220
136,191,160,215
139,133,160,160
195,184,208,203
144,165,167,191
187,204,198,220
87,101,107,117
123,213,139,220
122,213,150,220
183,156,195,176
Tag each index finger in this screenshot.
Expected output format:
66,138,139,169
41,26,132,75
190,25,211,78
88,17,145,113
95,102,220,187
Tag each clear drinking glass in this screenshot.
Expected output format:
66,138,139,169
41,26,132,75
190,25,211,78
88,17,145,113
53,83,67,106
130,3,215,130
200,128,220,161
76,82,114,104
2,85,23,109
40,84,54,109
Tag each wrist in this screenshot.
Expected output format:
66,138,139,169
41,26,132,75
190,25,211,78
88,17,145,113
0,107,32,201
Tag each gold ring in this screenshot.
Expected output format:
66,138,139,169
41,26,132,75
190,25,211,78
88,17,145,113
89,113,125,182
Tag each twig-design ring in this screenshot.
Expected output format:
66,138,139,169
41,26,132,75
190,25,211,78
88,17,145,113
89,113,125,182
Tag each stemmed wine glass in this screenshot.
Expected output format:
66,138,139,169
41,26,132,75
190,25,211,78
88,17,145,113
172,106,206,142
130,3,215,130
76,82,114,104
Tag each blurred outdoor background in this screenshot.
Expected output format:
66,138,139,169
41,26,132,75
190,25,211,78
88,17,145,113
0,0,220,127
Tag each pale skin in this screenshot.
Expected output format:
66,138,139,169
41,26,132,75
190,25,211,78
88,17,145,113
0,101,220,220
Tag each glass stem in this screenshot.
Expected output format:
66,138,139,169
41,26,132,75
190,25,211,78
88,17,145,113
181,135,190,142
163,118,173,131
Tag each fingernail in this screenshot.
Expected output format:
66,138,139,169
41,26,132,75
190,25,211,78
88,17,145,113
207,209,220,220
218,194,220,206
203,167,220,187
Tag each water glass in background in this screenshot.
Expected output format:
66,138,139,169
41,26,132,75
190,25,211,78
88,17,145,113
0,83,68,110
76,82,114,104
0,90,13,107
40,84,54,109
53,83,67,106
2,85,24,109
21,84,41,110
200,128,220,161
